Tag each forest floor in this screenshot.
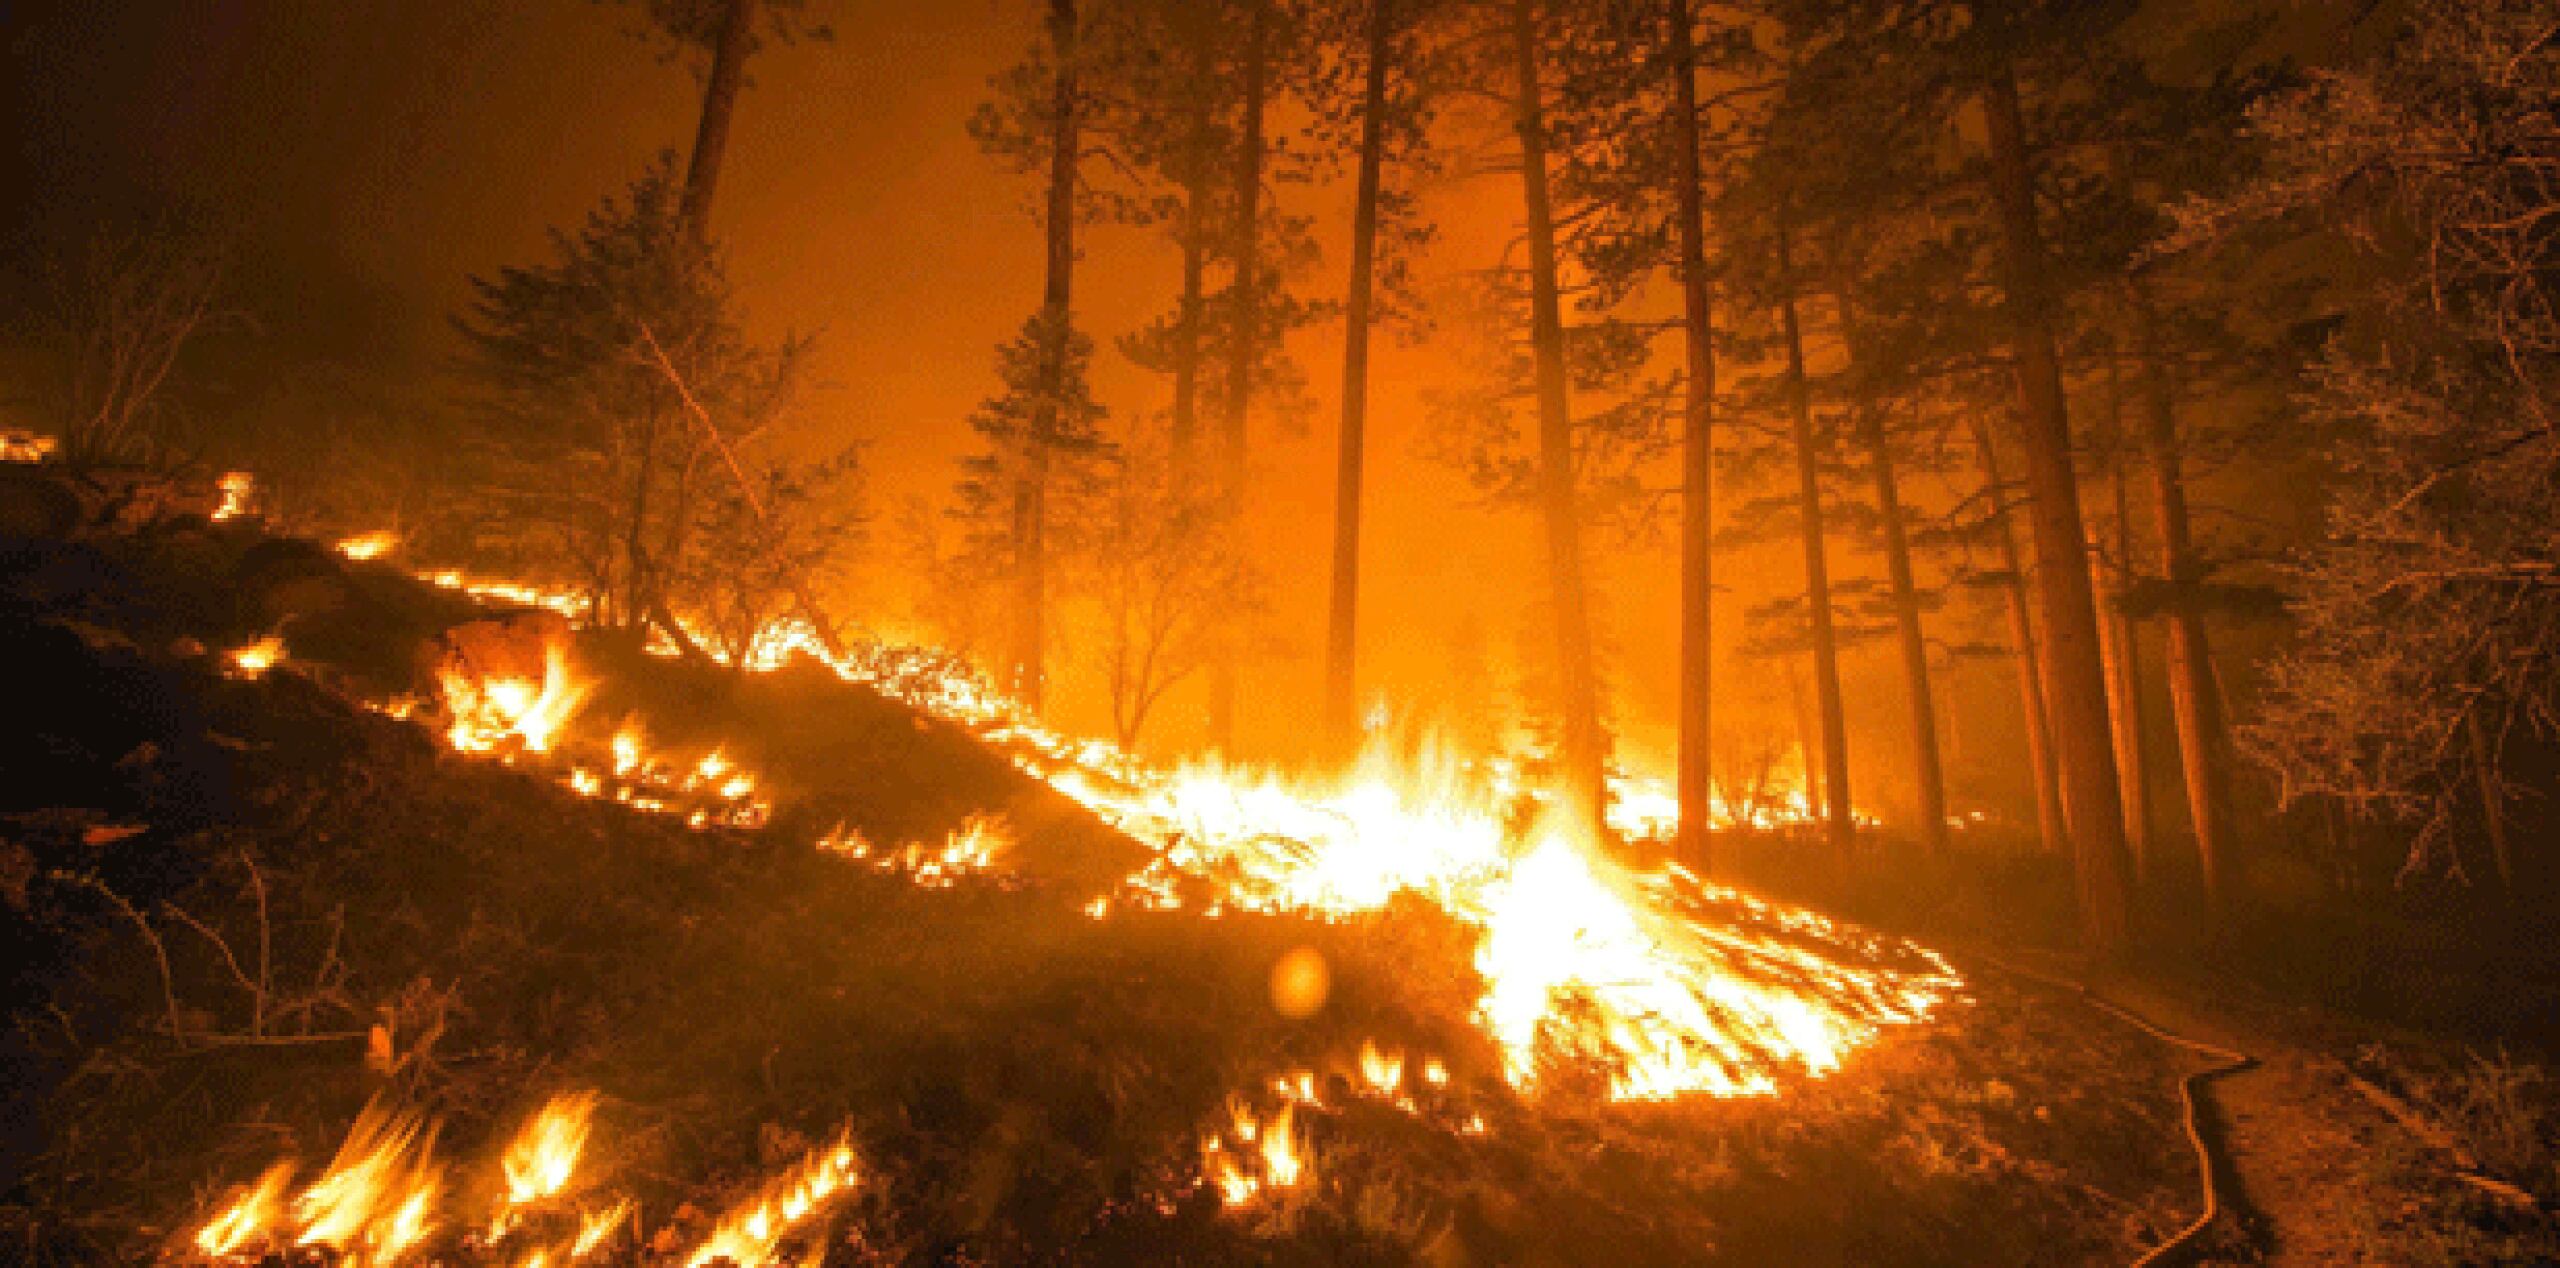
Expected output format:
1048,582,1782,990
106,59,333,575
2086,968,2560,1266
0,510,2548,1264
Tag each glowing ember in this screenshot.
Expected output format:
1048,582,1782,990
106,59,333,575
227,635,284,679
684,1135,860,1268
502,1090,596,1209
336,530,401,561
212,471,256,522
0,429,57,463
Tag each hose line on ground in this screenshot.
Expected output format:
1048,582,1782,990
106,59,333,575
1974,954,2256,1268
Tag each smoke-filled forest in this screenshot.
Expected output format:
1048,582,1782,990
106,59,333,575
2,0,2556,1262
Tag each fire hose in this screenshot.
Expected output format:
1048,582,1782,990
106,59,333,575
1974,954,2256,1268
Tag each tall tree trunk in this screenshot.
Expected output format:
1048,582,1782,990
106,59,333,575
1981,63,2133,957
1668,0,1719,864
2134,309,2236,915
1169,34,1216,467
1775,224,1853,863
1014,0,1081,713
1324,0,1393,755
1512,0,1607,830
625,402,663,632
1837,288,1947,855
1208,0,1270,751
680,0,760,238
1974,419,2069,858
2097,368,2155,885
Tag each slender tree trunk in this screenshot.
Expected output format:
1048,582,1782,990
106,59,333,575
1324,0,1393,755
1512,0,1607,830
680,0,760,238
1170,174,1208,461
1014,0,1081,712
1775,224,1853,863
1668,0,1719,864
1837,288,1947,855
1207,0,1270,751
2097,371,2155,886
1974,419,2069,858
2134,310,2236,915
1981,63,2132,957
1789,658,1820,812
625,404,662,632
2464,711,2514,893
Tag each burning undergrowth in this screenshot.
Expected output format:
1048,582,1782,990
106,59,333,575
0,520,2193,1263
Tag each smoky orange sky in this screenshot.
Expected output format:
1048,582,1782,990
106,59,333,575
6,0,2058,820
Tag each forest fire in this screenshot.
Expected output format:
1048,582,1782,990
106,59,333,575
12,0,2558,1259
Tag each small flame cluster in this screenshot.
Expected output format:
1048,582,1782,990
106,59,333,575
565,736,774,832
817,813,1015,888
1200,1100,1307,1212
1203,1040,1482,1215
191,1091,857,1266
427,635,772,833
682,1136,861,1268
190,1094,608,1265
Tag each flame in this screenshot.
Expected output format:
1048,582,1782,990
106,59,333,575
290,1099,444,1261
1202,1100,1308,1210
572,1198,631,1257
503,1091,596,1209
684,1136,860,1268
227,636,284,679
439,639,587,756
819,815,1012,888
337,530,401,561
193,1162,293,1257
1357,1041,1404,1097
1048,735,1953,1100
